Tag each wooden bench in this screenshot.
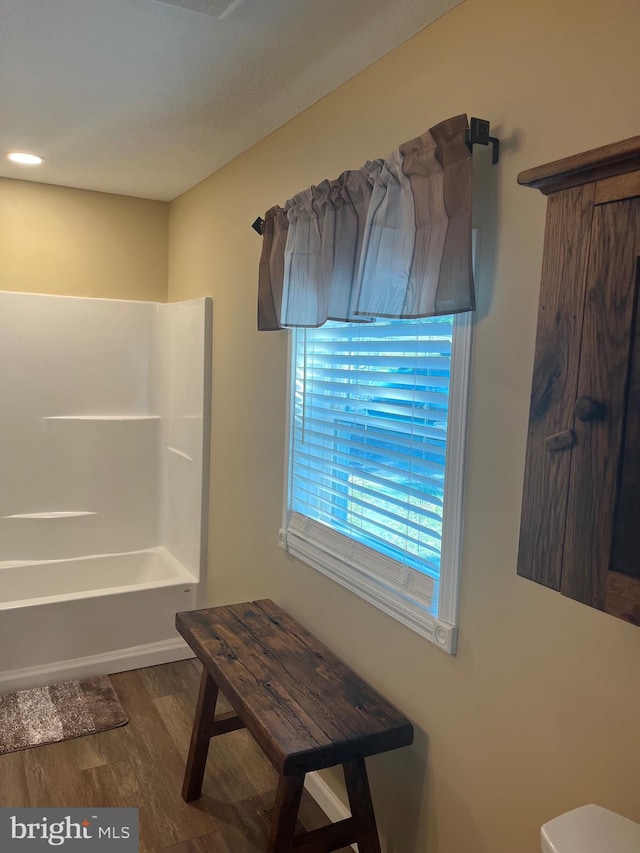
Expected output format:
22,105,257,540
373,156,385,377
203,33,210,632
176,599,414,853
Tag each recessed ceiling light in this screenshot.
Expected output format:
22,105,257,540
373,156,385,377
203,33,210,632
7,152,44,165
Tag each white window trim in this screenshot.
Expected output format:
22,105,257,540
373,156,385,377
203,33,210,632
279,298,474,656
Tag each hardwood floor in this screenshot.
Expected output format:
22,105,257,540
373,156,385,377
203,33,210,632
0,660,341,852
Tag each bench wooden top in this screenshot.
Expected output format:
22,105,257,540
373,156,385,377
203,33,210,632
176,599,413,776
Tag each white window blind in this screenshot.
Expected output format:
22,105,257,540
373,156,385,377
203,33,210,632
283,314,472,652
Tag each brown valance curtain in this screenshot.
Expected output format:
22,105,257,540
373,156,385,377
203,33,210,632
257,114,474,331
257,205,288,330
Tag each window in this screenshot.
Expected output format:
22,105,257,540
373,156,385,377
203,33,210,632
281,312,472,653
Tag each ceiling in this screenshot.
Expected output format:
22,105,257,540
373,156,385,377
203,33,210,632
0,0,461,201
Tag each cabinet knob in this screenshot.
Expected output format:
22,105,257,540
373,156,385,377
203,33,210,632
574,396,605,422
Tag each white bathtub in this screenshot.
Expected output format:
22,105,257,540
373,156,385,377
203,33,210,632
0,547,198,692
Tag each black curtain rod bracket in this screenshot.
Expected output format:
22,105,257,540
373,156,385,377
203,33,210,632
251,116,499,232
465,117,500,165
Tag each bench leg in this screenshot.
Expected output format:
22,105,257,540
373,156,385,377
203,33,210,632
344,757,382,853
182,668,219,802
267,773,305,853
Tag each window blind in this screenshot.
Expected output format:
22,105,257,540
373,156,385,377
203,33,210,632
286,317,454,614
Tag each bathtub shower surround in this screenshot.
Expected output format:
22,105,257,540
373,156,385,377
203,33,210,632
0,292,212,691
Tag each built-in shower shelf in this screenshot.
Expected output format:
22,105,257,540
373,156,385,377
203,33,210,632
4,511,96,520
167,446,194,462
43,415,160,421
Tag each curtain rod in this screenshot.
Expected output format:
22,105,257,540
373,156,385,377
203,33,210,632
251,117,499,235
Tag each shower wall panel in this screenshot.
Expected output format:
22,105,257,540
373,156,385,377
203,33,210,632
0,293,158,562
0,292,211,579
155,299,212,589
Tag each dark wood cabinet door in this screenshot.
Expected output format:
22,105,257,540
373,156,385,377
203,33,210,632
561,198,640,610
608,252,640,624
516,136,640,626
516,184,596,590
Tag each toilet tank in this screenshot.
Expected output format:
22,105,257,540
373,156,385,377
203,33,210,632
541,805,640,853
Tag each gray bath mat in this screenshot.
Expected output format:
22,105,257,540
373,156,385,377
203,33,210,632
0,675,127,754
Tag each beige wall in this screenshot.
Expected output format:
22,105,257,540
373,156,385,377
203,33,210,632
0,178,168,300
168,0,640,850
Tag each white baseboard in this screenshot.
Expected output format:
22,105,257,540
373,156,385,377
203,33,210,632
0,637,194,692
305,771,358,852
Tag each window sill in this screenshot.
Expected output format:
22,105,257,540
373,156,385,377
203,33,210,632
281,528,458,654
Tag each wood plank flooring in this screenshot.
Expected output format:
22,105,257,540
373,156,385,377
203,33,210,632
0,660,343,852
